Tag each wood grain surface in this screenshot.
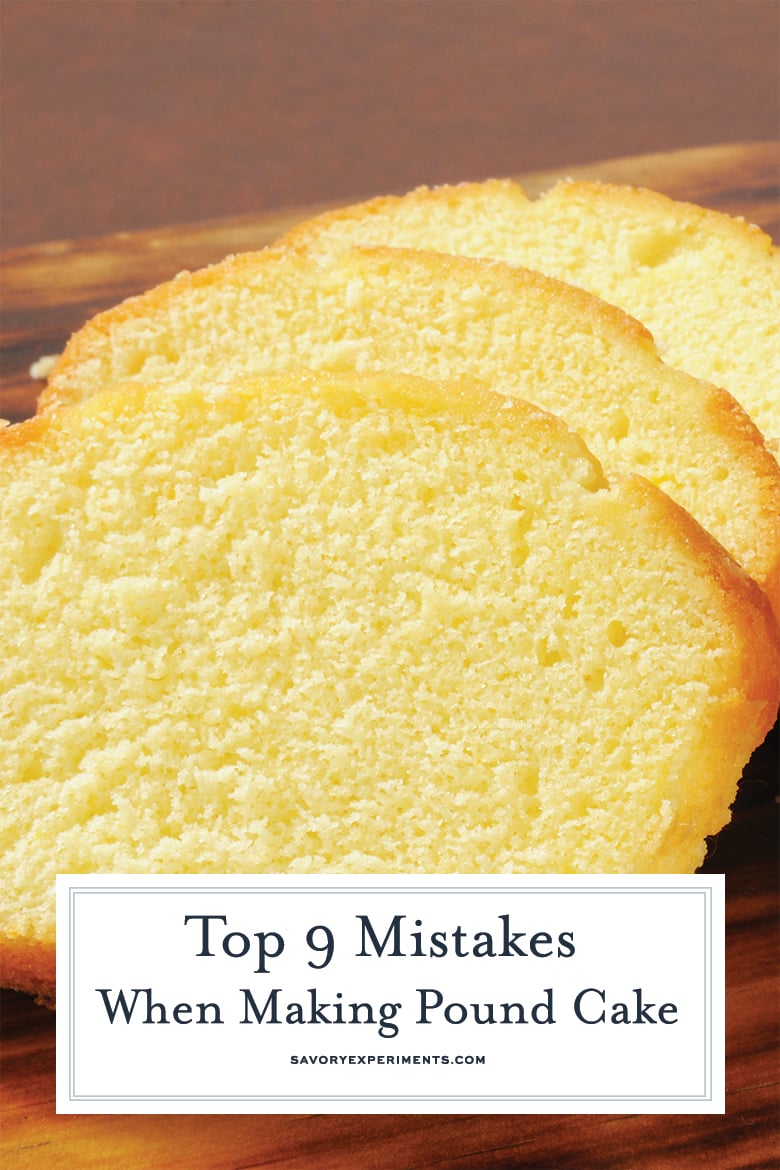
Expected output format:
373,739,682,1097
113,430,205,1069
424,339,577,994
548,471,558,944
3,1,779,250
1,145,779,1169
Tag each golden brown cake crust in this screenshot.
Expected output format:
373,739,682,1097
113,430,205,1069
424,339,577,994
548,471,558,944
281,175,778,257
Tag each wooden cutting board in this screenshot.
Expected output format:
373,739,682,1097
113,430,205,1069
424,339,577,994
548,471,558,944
1,144,778,1170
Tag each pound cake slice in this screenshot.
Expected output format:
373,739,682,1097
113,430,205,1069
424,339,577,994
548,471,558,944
2,370,779,1004
280,178,780,447
37,246,780,617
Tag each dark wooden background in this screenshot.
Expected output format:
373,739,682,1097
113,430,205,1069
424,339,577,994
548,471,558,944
1,3,779,1168
2,0,779,250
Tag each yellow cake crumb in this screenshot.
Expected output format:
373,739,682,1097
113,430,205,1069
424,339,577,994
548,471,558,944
2,370,779,1003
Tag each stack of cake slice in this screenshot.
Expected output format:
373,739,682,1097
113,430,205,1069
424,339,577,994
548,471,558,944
2,179,778,1004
